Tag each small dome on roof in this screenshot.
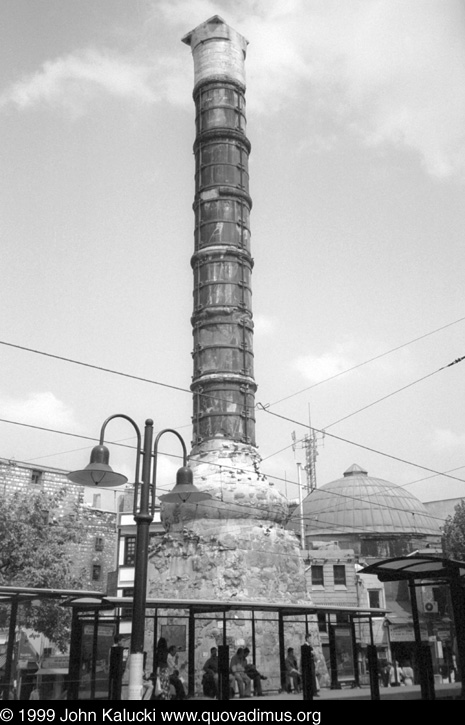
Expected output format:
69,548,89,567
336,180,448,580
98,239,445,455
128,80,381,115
291,464,440,537
344,464,368,477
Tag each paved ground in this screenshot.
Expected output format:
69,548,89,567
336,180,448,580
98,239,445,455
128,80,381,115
210,682,461,701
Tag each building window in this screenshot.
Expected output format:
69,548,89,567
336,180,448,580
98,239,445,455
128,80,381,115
124,536,136,566
333,565,346,586
95,537,104,552
31,469,43,484
92,564,101,581
93,494,101,508
368,590,381,609
311,565,324,586
122,588,134,619
317,612,327,632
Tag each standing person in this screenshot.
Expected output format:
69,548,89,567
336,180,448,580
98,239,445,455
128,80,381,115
301,633,320,697
153,637,171,700
381,661,391,687
29,683,40,700
390,660,404,686
402,662,414,686
230,648,251,698
243,648,267,697
285,648,301,693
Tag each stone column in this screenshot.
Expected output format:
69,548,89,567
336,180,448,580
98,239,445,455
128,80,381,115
148,16,321,695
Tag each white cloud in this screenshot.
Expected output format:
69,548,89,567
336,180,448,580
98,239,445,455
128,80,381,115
433,427,465,451
292,347,355,385
153,455,182,500
3,1,464,177
290,337,416,385
0,49,158,114
253,314,275,336
156,0,465,179
0,391,77,430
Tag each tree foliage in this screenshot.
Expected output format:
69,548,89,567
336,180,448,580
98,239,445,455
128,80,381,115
442,500,465,561
0,487,87,650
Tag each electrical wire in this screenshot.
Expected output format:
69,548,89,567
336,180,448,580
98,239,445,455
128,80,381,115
3,401,465,491
2,314,464,419
1,340,464,524
402,465,465,490
1,411,463,537
258,406,465,484
0,340,192,396
0,418,448,542
257,354,465,463
265,315,465,408
323,355,465,430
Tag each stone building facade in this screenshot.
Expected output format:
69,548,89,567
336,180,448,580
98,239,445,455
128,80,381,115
0,457,119,591
0,457,120,698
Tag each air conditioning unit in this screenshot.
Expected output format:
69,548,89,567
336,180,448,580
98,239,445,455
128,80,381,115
424,601,438,614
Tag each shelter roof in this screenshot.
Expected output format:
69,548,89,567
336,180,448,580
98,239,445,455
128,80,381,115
105,596,386,618
359,554,465,582
0,586,387,618
0,585,105,604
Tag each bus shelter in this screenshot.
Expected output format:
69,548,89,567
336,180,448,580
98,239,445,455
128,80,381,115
0,586,386,700
360,555,465,700
65,596,386,700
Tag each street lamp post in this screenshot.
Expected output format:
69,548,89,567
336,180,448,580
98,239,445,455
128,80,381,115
68,415,210,700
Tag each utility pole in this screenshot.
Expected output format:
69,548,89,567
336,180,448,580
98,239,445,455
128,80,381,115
297,462,306,549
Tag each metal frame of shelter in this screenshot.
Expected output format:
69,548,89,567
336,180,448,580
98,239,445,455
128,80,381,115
0,586,386,700
360,555,465,701
0,585,108,700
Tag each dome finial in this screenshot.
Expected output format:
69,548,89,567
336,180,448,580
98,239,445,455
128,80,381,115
344,464,368,477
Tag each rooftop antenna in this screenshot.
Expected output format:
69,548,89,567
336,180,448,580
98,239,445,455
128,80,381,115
292,403,319,494
304,404,318,493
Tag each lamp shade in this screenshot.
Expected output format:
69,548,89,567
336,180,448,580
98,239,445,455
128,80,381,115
61,597,115,611
159,466,211,504
67,445,128,488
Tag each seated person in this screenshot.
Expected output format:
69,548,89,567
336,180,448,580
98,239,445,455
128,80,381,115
285,647,301,693
169,669,186,700
243,648,267,697
230,648,251,698
203,646,236,698
203,647,219,698
167,645,186,700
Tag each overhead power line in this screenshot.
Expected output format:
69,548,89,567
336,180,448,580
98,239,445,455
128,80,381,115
2,339,465,496
0,340,191,396
0,417,453,529
259,354,465,467
5,401,464,491
257,406,465,485
323,355,465,430
266,315,465,407
1,314,464,416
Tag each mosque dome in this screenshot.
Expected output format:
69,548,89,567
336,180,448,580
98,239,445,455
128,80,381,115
292,464,440,538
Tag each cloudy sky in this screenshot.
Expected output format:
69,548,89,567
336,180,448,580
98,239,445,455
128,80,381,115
1,0,465,507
